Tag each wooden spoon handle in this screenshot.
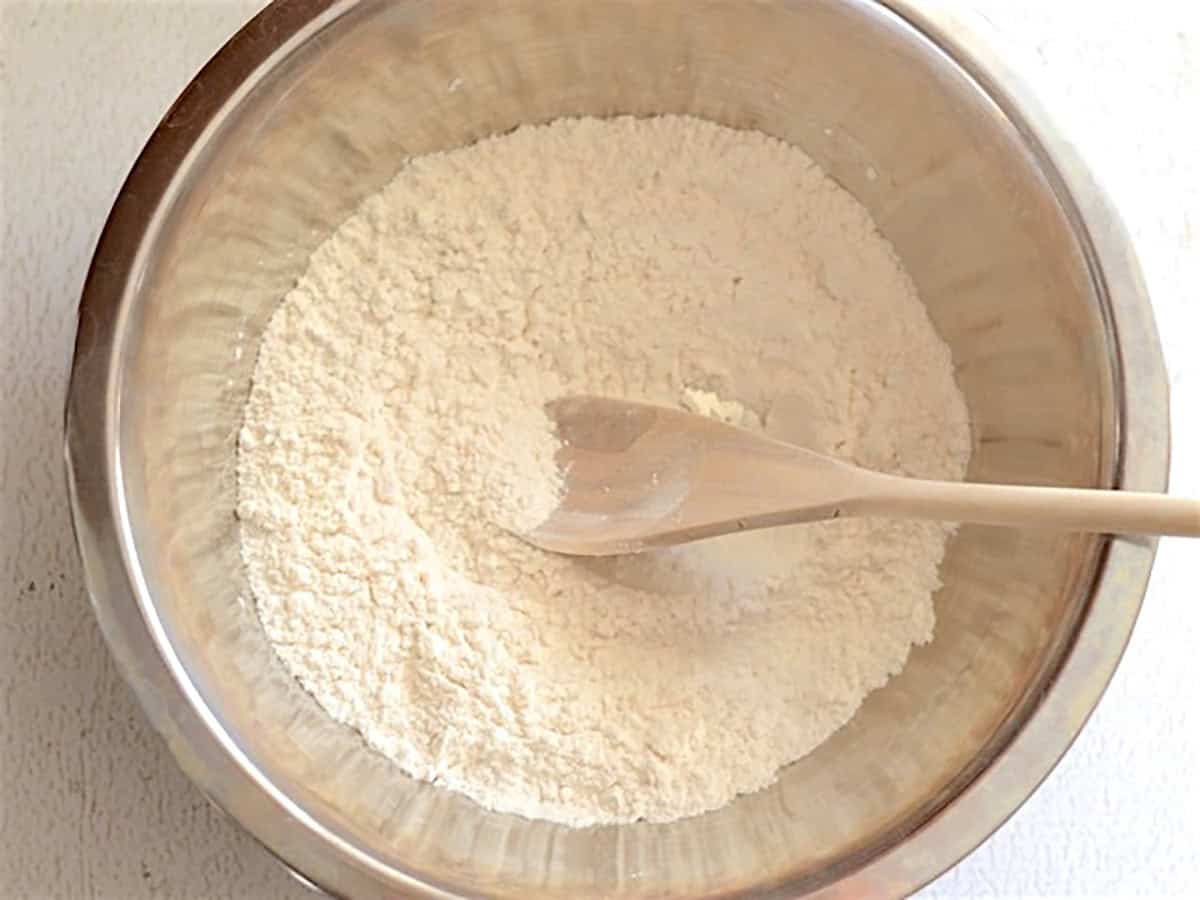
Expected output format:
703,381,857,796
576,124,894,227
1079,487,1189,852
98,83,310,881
859,475,1200,537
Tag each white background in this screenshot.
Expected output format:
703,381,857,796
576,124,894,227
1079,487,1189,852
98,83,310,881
1,1,1196,897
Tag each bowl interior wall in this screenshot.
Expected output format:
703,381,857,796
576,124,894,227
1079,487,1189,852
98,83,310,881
116,1,1115,894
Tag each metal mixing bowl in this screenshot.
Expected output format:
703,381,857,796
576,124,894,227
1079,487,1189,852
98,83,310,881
66,1,1169,896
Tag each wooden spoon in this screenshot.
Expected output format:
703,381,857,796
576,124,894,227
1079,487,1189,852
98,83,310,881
524,395,1199,556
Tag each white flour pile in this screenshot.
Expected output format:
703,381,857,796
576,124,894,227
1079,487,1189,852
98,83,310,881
237,115,971,826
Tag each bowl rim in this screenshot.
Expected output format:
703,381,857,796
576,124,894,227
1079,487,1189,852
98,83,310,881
64,0,1170,896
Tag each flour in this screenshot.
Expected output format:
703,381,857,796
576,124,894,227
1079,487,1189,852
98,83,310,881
680,387,761,429
237,115,971,826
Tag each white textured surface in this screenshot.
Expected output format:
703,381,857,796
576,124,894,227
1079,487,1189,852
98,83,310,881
0,1,1196,896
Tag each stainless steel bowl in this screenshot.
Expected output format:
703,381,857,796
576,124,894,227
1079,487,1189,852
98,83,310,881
65,1,1169,896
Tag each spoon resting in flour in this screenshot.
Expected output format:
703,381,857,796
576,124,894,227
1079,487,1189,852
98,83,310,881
523,396,1200,556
